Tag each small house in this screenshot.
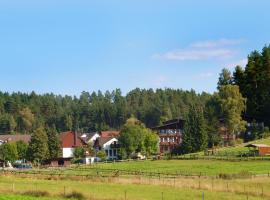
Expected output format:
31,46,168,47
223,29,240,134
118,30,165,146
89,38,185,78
94,137,120,160
245,144,270,156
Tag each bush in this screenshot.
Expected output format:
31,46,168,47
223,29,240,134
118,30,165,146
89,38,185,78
235,138,243,145
64,191,86,200
96,150,107,161
218,171,253,179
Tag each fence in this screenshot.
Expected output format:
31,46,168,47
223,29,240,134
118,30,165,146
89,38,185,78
0,171,269,200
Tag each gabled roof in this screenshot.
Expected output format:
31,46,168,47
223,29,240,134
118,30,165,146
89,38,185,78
80,132,99,142
60,131,87,148
96,137,117,146
100,131,120,138
245,144,270,148
0,135,31,144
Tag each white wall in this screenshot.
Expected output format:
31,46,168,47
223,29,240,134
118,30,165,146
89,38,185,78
62,148,74,158
103,138,119,159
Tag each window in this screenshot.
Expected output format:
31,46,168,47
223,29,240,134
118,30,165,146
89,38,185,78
109,150,112,156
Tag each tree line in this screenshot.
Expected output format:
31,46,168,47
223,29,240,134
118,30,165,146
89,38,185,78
0,45,269,156
0,89,209,134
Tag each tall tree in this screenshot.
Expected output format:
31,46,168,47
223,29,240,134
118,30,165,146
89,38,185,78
218,85,247,136
182,104,208,153
0,143,18,163
46,125,61,159
217,68,232,90
27,127,49,164
16,140,28,160
18,107,35,134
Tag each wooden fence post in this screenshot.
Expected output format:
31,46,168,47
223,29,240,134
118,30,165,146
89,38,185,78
64,186,66,196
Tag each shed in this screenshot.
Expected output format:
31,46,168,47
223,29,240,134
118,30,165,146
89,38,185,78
245,144,270,156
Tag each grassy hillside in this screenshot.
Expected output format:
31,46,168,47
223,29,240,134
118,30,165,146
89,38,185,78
213,137,270,157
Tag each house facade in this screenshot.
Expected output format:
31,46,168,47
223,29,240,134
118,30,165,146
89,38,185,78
60,131,87,158
94,137,120,160
152,118,184,154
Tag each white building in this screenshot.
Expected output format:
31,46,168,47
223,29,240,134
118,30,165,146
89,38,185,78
95,137,119,160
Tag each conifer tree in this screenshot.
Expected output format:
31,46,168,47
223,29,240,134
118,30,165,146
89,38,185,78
46,125,61,159
182,104,208,153
27,126,49,164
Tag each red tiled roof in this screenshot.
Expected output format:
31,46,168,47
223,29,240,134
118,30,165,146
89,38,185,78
60,131,87,148
99,131,120,138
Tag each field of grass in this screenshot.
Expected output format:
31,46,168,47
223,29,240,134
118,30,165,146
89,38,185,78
0,175,268,200
82,159,270,176
0,194,68,200
213,137,270,156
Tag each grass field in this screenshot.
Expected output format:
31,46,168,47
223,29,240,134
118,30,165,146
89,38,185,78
82,159,270,176
0,194,68,200
1,137,270,200
0,175,268,200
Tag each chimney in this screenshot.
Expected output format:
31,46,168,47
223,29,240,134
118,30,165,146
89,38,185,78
74,131,77,146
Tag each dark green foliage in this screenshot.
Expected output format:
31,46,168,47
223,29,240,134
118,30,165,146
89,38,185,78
64,191,86,200
46,125,61,159
0,89,208,134
0,114,16,133
217,68,232,90
27,127,49,164
182,104,208,153
232,46,270,126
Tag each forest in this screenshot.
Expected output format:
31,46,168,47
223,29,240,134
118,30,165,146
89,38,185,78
0,46,269,141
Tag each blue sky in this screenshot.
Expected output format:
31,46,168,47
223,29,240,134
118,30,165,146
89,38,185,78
0,0,270,96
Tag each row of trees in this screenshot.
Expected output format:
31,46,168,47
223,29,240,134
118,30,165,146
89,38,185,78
0,126,61,164
0,89,209,134
218,46,270,126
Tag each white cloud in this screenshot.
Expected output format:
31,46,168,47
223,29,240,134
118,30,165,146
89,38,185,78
190,39,244,48
225,58,248,69
153,38,243,61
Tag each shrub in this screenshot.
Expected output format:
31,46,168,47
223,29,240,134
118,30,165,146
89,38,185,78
218,171,253,179
235,138,243,145
96,150,107,161
64,191,86,200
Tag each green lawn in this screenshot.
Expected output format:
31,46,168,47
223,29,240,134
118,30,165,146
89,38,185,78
213,137,270,156
85,159,270,176
0,194,68,200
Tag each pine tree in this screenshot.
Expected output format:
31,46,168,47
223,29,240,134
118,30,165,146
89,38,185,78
182,104,208,153
217,68,232,90
27,126,49,164
46,125,61,159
